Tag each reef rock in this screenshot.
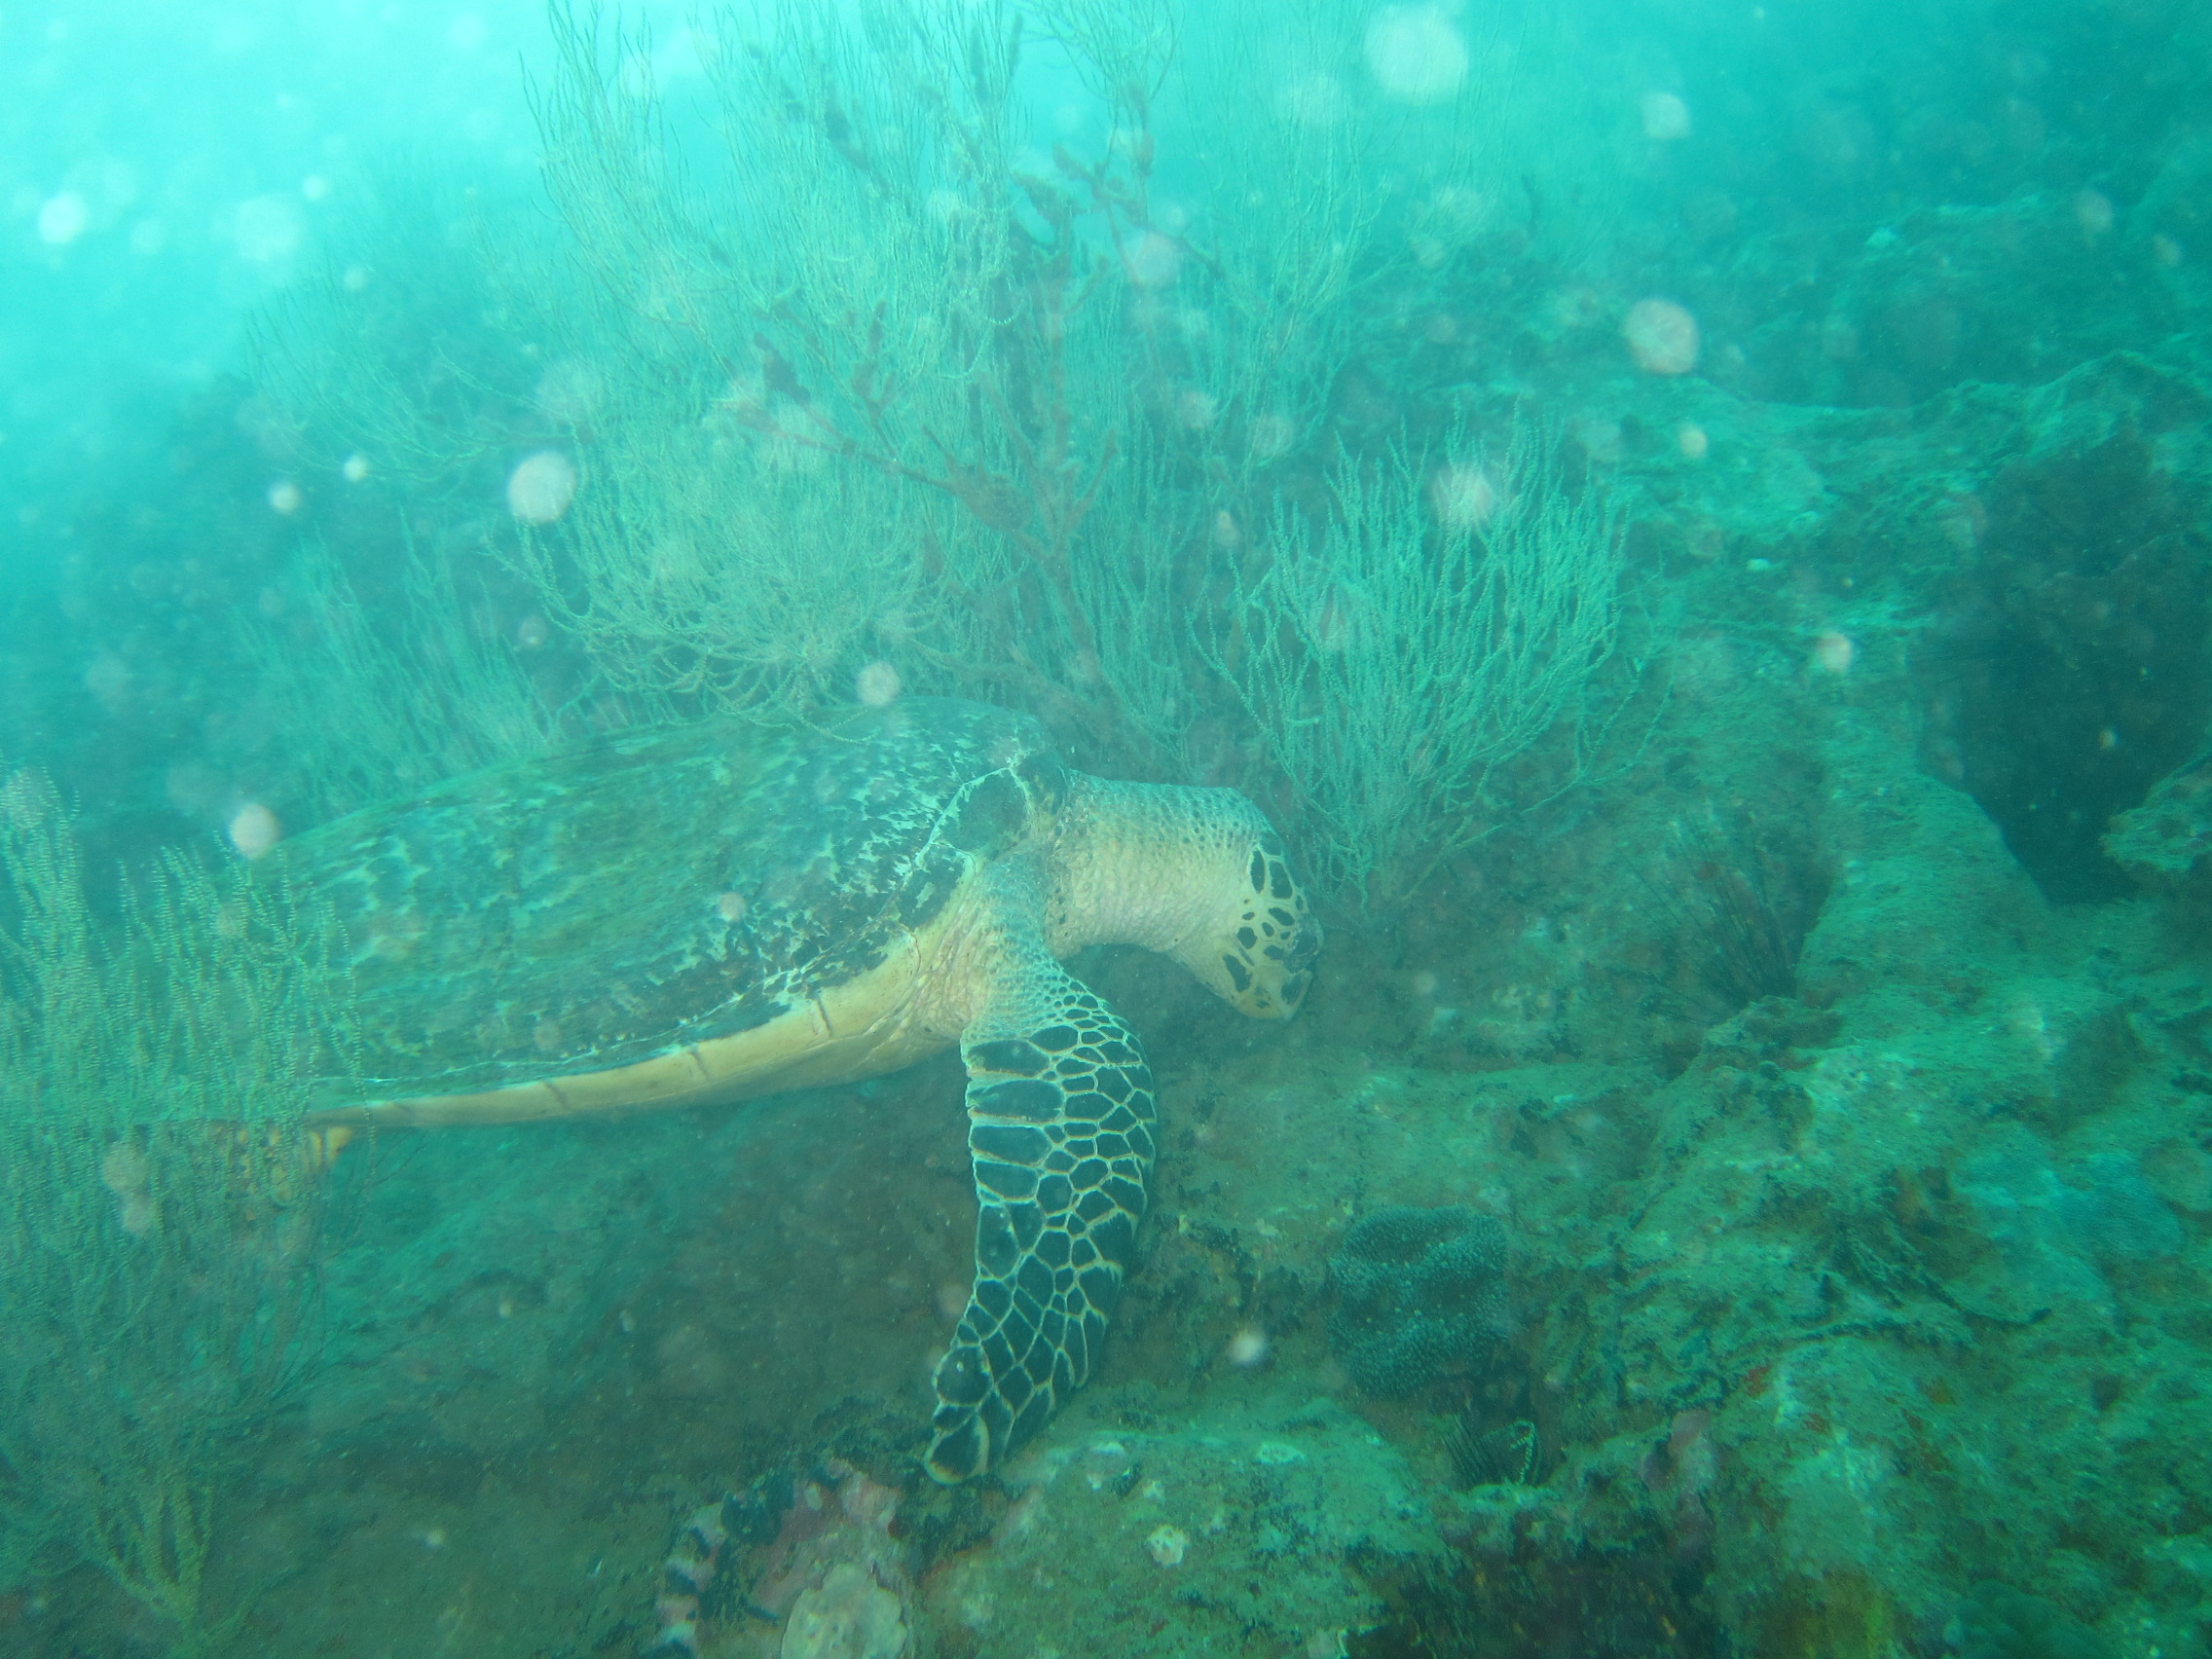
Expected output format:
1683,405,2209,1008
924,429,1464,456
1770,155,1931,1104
2106,747,2212,917
921,1393,1449,1659
745,1464,914,1659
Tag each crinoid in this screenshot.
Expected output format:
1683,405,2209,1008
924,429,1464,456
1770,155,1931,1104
1639,811,1829,1031
1446,1415,1539,1489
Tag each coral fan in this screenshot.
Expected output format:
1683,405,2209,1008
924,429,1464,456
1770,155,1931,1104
1326,1207,1510,1395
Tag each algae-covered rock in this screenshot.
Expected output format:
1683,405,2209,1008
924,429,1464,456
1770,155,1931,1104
919,1395,1448,1658
1949,1581,2115,1659
715,1464,916,1659
2106,749,2212,915
783,1561,907,1659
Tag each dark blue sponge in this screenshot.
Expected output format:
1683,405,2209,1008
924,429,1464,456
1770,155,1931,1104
1326,1205,1509,1395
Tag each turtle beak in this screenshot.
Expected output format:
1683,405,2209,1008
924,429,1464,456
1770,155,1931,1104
1279,915,1322,1014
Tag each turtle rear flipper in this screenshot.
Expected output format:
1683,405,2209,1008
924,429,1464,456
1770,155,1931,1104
927,959,1157,1483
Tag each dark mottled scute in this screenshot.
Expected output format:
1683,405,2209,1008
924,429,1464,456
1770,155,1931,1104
259,699,1063,1103
1327,1206,1509,1396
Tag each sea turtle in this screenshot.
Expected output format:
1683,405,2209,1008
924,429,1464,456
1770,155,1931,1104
277,697,1318,1482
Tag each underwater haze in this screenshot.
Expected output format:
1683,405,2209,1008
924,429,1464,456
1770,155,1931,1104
0,0,564,527
2,0,2210,1655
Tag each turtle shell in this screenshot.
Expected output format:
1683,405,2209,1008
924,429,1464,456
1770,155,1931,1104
265,698,1064,1110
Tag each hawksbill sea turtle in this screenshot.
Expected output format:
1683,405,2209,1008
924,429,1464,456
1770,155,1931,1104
276,697,1319,1482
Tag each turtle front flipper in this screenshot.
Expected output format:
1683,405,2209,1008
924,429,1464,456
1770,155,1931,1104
926,965,1157,1483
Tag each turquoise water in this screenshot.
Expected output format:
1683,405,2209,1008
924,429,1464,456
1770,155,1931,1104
2,1,2209,1654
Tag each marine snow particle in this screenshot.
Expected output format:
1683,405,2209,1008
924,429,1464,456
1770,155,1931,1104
234,194,303,264
1249,414,1296,461
1677,424,1710,461
535,359,604,424
37,192,89,246
506,451,578,524
1225,1325,1270,1367
1624,299,1701,376
1174,387,1219,430
228,803,281,861
1574,417,1625,466
1122,230,1181,288
1144,1524,1190,1567
341,453,371,483
1812,632,1854,676
100,1144,155,1235
2074,188,2115,238
856,660,903,707
1365,6,1468,105
1276,72,1348,130
99,1140,149,1199
1641,92,1693,141
267,480,303,515
1429,463,1498,531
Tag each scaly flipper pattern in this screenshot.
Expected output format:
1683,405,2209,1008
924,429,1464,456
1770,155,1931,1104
926,956,1157,1483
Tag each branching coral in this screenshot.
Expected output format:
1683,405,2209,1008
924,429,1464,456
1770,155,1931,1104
1638,811,1831,1030
257,0,1648,890
0,769,350,1649
523,0,1178,759
1204,424,1633,912
243,528,577,827
247,169,560,501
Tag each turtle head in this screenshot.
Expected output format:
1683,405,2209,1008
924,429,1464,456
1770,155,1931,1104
1174,817,1321,1021
1056,778,1320,1016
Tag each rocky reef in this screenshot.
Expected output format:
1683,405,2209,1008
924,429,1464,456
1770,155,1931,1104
9,7,2212,1654
90,341,2200,1659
